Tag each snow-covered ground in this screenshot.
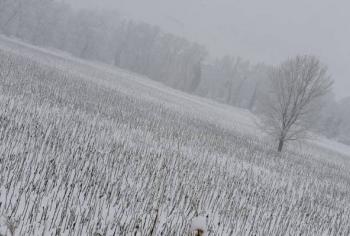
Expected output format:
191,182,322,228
0,35,260,135
0,36,350,235
2,35,348,158
314,137,350,157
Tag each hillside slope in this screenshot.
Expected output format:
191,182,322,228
0,36,350,235
2,35,349,157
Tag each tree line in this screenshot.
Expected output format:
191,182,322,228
0,0,270,107
0,0,207,93
0,0,348,149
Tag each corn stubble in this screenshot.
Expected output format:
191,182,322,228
0,49,349,235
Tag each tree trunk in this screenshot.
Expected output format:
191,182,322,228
226,80,233,104
278,139,284,152
248,83,258,111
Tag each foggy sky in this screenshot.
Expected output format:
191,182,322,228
69,0,350,99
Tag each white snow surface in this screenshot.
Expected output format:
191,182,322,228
191,216,208,235
0,35,348,157
0,35,350,235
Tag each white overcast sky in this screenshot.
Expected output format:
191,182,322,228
69,0,350,99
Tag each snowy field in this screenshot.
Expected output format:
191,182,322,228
0,36,350,235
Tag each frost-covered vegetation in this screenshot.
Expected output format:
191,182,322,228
1,0,349,145
1,39,350,235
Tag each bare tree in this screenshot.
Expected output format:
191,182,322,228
261,55,333,152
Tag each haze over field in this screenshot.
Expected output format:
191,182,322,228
70,0,350,99
1,34,350,235
1,0,350,235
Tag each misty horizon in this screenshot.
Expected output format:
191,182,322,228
1,1,350,235
69,0,350,99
